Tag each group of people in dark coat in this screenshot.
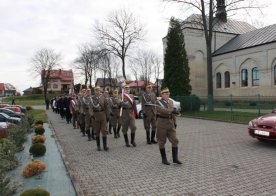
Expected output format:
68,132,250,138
49,84,182,165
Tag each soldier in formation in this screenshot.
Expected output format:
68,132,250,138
141,84,157,144
109,89,121,138
155,87,182,165
120,84,137,147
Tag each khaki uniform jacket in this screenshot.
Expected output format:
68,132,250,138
91,94,110,121
141,92,157,114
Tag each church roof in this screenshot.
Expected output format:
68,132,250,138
182,14,256,34
213,23,276,56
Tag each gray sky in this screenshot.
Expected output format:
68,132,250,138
0,0,275,93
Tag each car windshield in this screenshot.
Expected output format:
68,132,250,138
0,108,13,113
0,112,10,118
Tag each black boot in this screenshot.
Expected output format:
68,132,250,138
124,134,130,147
117,125,121,137
146,131,151,144
81,126,85,136
113,127,117,138
109,124,112,134
160,148,170,165
151,130,157,144
131,133,136,147
91,129,96,140
103,136,109,151
87,129,91,141
96,136,101,151
172,147,182,164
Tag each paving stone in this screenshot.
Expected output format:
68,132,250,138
47,110,276,196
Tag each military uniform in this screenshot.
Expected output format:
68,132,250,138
104,91,112,134
84,90,96,141
120,85,137,147
109,90,121,138
155,88,182,165
90,87,110,151
141,84,157,144
69,96,79,129
78,90,87,136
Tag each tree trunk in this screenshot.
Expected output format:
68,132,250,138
206,43,213,112
122,57,126,80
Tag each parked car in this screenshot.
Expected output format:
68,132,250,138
0,112,21,125
4,106,21,114
13,105,26,113
248,111,276,142
136,97,181,119
0,108,24,118
0,103,10,108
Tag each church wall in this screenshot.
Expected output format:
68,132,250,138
213,42,276,96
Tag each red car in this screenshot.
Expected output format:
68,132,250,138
248,112,276,141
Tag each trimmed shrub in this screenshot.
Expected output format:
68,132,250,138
35,120,44,125
178,95,201,112
0,139,18,171
29,143,46,157
32,135,46,144
249,102,257,106
20,188,50,196
22,160,46,177
35,127,45,135
224,101,232,106
25,106,33,111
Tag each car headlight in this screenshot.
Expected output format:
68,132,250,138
248,121,255,127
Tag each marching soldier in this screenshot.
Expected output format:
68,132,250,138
84,89,95,141
91,86,110,151
109,89,121,138
120,84,137,147
69,94,78,129
104,90,112,134
155,88,182,165
141,84,157,144
78,89,87,137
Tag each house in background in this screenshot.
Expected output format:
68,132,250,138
128,81,156,95
23,87,43,96
95,78,120,92
4,83,16,96
0,83,5,97
42,69,74,94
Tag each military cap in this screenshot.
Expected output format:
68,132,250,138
113,89,118,93
123,84,130,89
160,87,170,94
81,89,86,93
94,86,100,90
146,84,152,88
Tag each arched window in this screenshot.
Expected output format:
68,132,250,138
241,69,248,87
224,71,230,88
274,65,276,85
216,72,221,88
252,67,259,86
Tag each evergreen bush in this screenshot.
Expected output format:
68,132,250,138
20,188,50,196
35,120,44,125
29,143,46,157
0,170,18,196
0,139,18,171
7,124,27,152
35,127,45,135
178,95,201,112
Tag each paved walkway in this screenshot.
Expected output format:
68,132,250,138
47,110,276,196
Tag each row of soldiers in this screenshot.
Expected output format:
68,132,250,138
66,84,182,165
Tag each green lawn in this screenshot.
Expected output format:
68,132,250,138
28,109,48,123
182,111,265,124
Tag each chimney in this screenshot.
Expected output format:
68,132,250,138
216,0,227,22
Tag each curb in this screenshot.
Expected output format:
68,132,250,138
48,120,85,196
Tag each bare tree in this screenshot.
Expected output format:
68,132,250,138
94,9,145,80
74,44,102,88
162,0,262,111
152,54,163,95
31,48,61,102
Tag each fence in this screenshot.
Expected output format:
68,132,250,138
171,95,276,123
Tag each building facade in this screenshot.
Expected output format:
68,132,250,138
42,69,74,94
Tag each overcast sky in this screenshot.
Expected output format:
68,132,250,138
0,0,275,93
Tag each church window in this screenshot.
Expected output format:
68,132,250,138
216,72,221,88
224,71,230,88
241,69,248,87
274,65,276,85
252,67,259,86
